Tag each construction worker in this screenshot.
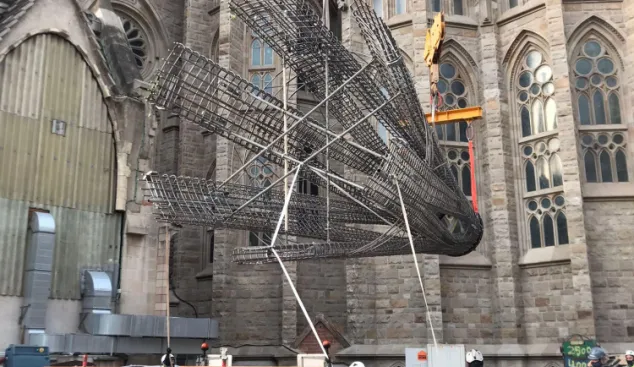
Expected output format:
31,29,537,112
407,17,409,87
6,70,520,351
161,352,177,367
625,350,634,367
350,361,365,367
466,349,484,367
588,347,610,367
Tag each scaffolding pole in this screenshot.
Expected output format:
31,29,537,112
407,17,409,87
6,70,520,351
227,94,400,219
323,0,331,246
218,60,374,190
283,57,289,242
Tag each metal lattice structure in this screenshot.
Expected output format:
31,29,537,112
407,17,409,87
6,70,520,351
142,0,483,264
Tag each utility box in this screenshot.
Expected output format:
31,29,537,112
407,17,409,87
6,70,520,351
405,348,428,367
427,344,465,367
4,345,50,367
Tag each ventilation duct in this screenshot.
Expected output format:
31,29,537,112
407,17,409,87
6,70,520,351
21,212,56,344
29,332,218,356
81,270,114,315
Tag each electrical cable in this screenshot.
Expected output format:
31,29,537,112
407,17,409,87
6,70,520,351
168,232,200,318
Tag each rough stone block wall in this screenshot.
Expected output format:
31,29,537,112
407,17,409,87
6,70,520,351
562,2,625,38
152,0,184,45
341,3,381,347
520,264,574,344
389,23,414,64
297,259,347,333
498,7,547,55
293,100,348,336
161,0,219,320
585,201,634,342
157,120,179,175
232,263,283,343
440,267,493,344
346,258,377,344
172,227,213,317
373,255,427,344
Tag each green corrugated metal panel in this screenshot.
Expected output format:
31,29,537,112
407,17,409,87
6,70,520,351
0,198,28,296
48,204,122,300
0,32,46,119
0,33,116,213
0,33,121,298
0,197,122,298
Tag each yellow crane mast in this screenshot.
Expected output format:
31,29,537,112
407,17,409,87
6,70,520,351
423,12,482,125
423,12,482,212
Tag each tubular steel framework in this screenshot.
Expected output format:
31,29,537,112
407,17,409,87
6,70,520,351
142,0,483,265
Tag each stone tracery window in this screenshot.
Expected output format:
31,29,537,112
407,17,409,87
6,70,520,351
573,40,620,125
434,60,471,197
119,14,148,71
248,156,274,246
512,49,568,249
571,39,629,183
431,0,440,12
113,9,160,80
580,133,628,183
373,0,383,17
526,195,569,248
394,0,406,14
453,0,463,15
433,59,473,234
516,50,557,137
249,31,275,95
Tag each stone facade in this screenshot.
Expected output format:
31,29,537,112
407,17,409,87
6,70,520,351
23,0,630,365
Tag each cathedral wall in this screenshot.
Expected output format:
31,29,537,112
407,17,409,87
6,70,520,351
584,200,634,342
498,6,548,56
440,267,494,344
157,0,220,321
388,22,413,65
520,264,574,344
151,0,184,45
297,259,348,333
373,255,427,345
346,258,378,344
232,261,284,343
562,2,625,38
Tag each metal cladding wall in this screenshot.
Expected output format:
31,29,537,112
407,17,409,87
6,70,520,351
0,33,121,299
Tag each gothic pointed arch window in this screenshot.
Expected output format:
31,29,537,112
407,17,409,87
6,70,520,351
394,0,406,15
511,47,568,249
434,57,475,235
435,58,472,197
570,37,629,183
373,0,384,17
248,30,276,95
248,156,274,246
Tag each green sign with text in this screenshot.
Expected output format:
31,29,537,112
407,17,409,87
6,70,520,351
562,338,597,367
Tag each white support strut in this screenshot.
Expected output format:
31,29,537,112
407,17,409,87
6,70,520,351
267,167,329,359
393,176,438,347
